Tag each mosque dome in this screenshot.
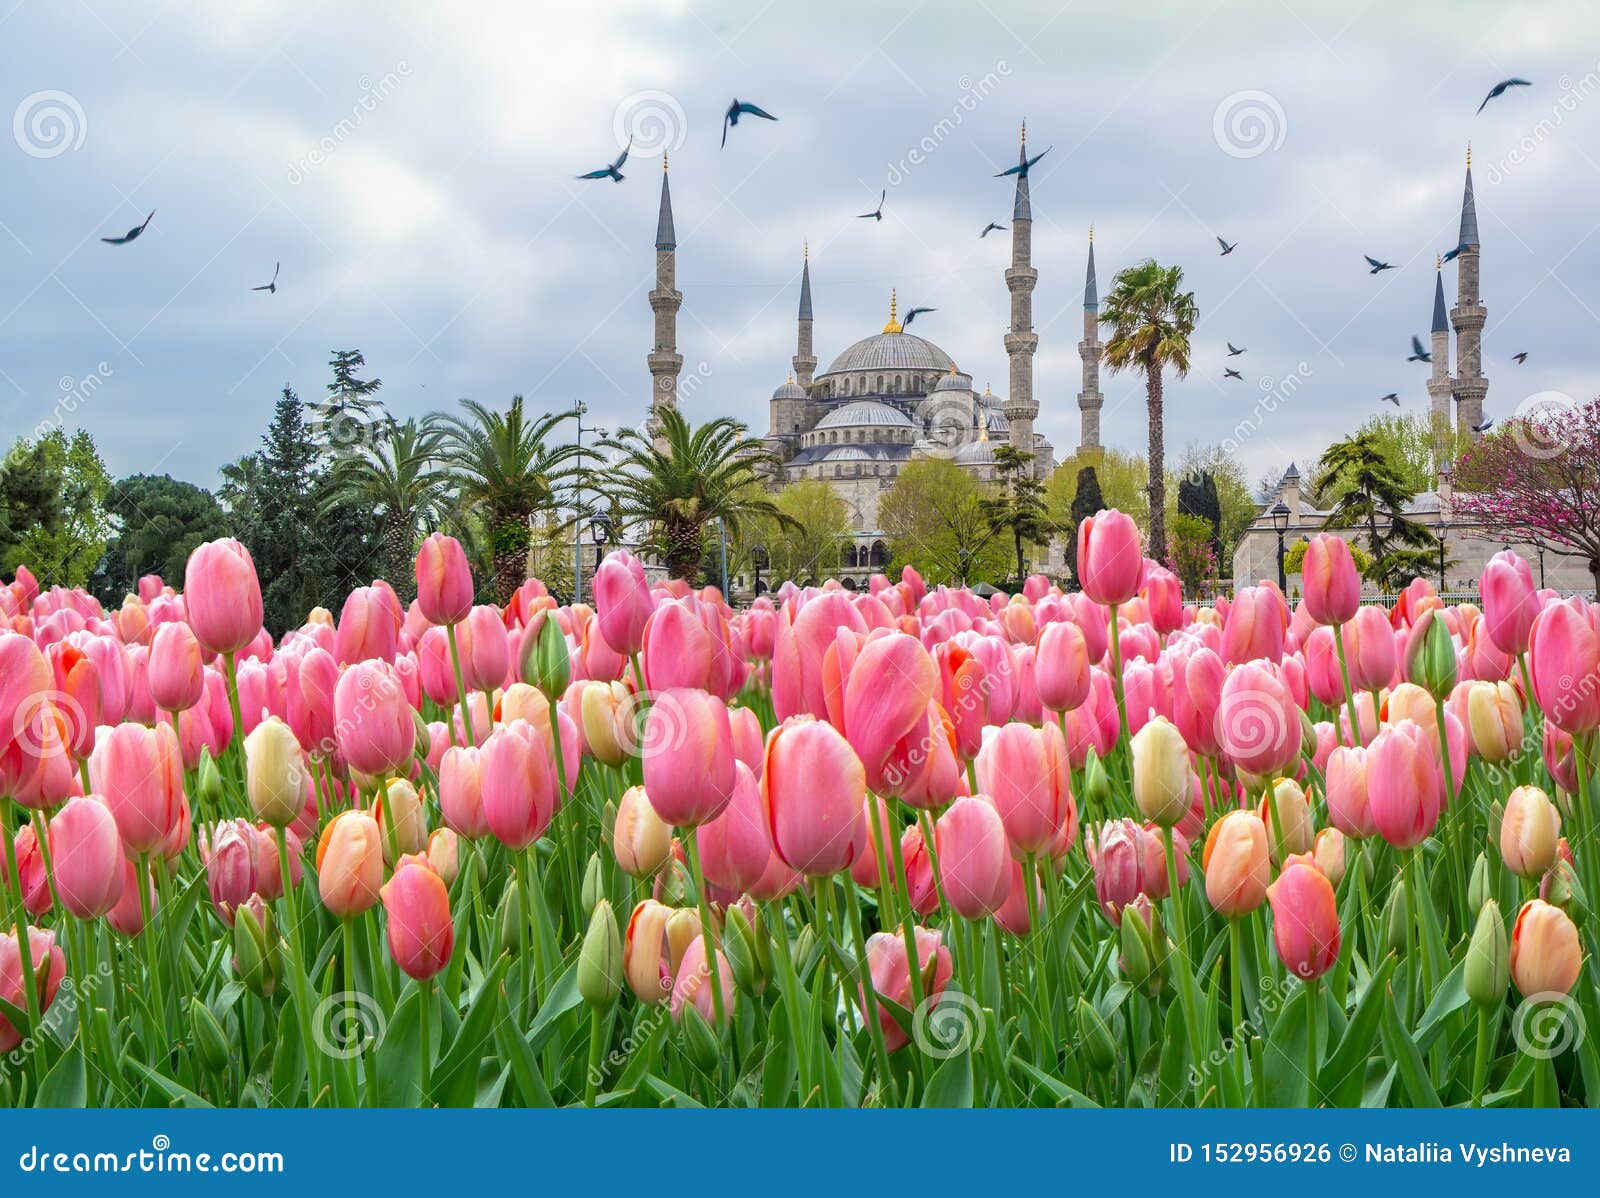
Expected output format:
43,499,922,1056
813,400,915,430
932,368,973,392
954,439,997,466
821,332,955,376
771,375,806,401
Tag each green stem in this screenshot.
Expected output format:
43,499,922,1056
418,978,433,1106
445,622,475,747
1472,1005,1491,1107
0,800,44,1058
585,1006,606,1106
843,879,898,1105
681,832,726,1029
1333,622,1363,747
1305,977,1319,1106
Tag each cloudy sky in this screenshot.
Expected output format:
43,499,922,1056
4,0,1597,492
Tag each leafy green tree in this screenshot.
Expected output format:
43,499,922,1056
1314,432,1439,590
879,457,1008,585
983,443,1056,583
216,454,266,526
752,477,852,585
1100,260,1197,561
95,474,228,602
597,407,789,585
1048,449,1148,530
436,397,581,602
1167,512,1218,596
324,417,447,597
1174,442,1257,566
0,429,111,588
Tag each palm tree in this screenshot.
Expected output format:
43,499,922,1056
436,397,581,602
1100,260,1198,561
598,407,792,584
322,417,448,593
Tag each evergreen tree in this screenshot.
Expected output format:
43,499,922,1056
983,443,1055,583
1314,432,1438,590
1063,465,1104,588
310,349,385,453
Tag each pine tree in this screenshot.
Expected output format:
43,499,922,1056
1314,432,1438,590
983,444,1055,583
1064,465,1104,588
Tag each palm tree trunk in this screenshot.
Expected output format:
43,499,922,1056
385,515,413,601
1145,361,1167,562
492,512,531,604
665,519,701,583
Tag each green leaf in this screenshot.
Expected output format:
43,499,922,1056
431,953,510,1108
35,1047,86,1108
1413,960,1467,1053
1380,989,1441,1107
920,1047,973,1108
375,987,422,1107
1157,997,1191,1107
1321,953,1397,1107
127,1059,213,1108
1261,984,1311,1107
1014,1059,1099,1107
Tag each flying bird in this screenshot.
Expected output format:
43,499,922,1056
1513,352,1528,364
721,99,777,148
995,146,1052,178
979,221,1007,238
1226,342,1246,356
902,306,935,326
1224,368,1243,380
577,139,630,182
101,210,155,245
1380,393,1400,406
1364,255,1396,274
1407,335,1431,363
1477,78,1531,113
251,262,280,294
1216,236,1237,256
858,190,886,222
1443,243,1468,263
1473,419,1495,432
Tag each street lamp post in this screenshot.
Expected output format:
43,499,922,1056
1270,502,1290,593
750,543,767,600
1437,522,1449,592
590,517,611,587
570,402,606,606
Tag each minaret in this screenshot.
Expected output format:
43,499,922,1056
1426,255,1454,466
793,242,816,388
1077,226,1104,456
1003,121,1040,472
647,154,683,420
1450,145,1488,439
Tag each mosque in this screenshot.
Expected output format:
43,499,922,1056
642,126,1098,578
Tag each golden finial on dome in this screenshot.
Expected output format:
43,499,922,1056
948,363,957,376
984,382,992,397
883,288,902,334
786,372,794,384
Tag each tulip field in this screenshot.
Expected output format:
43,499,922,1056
3,513,1599,1110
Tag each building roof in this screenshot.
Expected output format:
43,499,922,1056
1432,268,1449,334
1084,236,1098,308
1459,158,1479,249
812,399,915,430
955,439,997,466
932,368,972,392
819,331,956,377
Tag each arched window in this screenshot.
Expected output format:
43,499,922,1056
871,540,889,568
894,374,903,392
876,374,884,392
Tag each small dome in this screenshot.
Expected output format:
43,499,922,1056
819,445,873,462
933,369,973,393
955,439,996,466
813,400,914,430
979,408,1010,434
772,376,806,401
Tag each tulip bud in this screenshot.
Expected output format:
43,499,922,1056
497,875,524,954
1082,748,1111,813
244,716,308,828
1500,785,1561,880
197,749,225,810
1077,997,1118,1073
232,897,280,998
581,852,605,916
1464,900,1510,1008
521,614,571,699
1383,879,1409,957
1510,899,1582,997
1131,717,1191,827
792,924,820,976
1468,852,1492,914
655,854,691,907
1405,609,1458,700
190,997,231,1073
578,900,623,1009
723,904,766,996
679,1003,721,1071
1119,899,1168,995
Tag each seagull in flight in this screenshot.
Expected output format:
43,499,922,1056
577,139,630,182
1224,368,1243,380
1478,78,1531,113
1226,342,1246,357
1380,393,1400,406
1407,335,1432,363
1512,352,1528,364
995,145,1052,178
101,210,155,245
1216,236,1237,256
1473,419,1495,432
858,190,886,221
1364,255,1396,274
979,221,1007,238
251,262,280,294
903,306,935,326
722,99,777,148
1443,243,1468,263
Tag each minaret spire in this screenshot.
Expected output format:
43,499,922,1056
793,241,816,387
1003,119,1039,472
1450,145,1488,440
647,155,683,424
1427,256,1454,467
1077,227,1104,455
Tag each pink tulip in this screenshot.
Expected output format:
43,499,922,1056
89,722,185,856
1267,859,1341,980
438,745,489,839
183,538,264,656
859,927,952,1051
1528,599,1600,733
1036,620,1091,713
106,855,155,936
332,660,416,776
974,721,1073,858
316,810,385,918
593,550,655,657
2,825,50,916
1344,606,1396,692
994,857,1042,935
762,715,865,876
0,928,66,1053
457,604,511,692
842,632,937,793
641,689,737,827
47,796,126,918
1323,745,1375,839
773,592,867,721
415,533,474,626
670,936,736,1027
935,796,1012,919
479,723,558,849
1077,510,1143,607
697,762,772,894
1301,534,1361,626
1222,585,1287,665
1203,810,1270,917
334,585,401,665
1481,550,1539,656
1213,661,1301,780
1366,722,1442,849
148,621,204,712
380,860,455,980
